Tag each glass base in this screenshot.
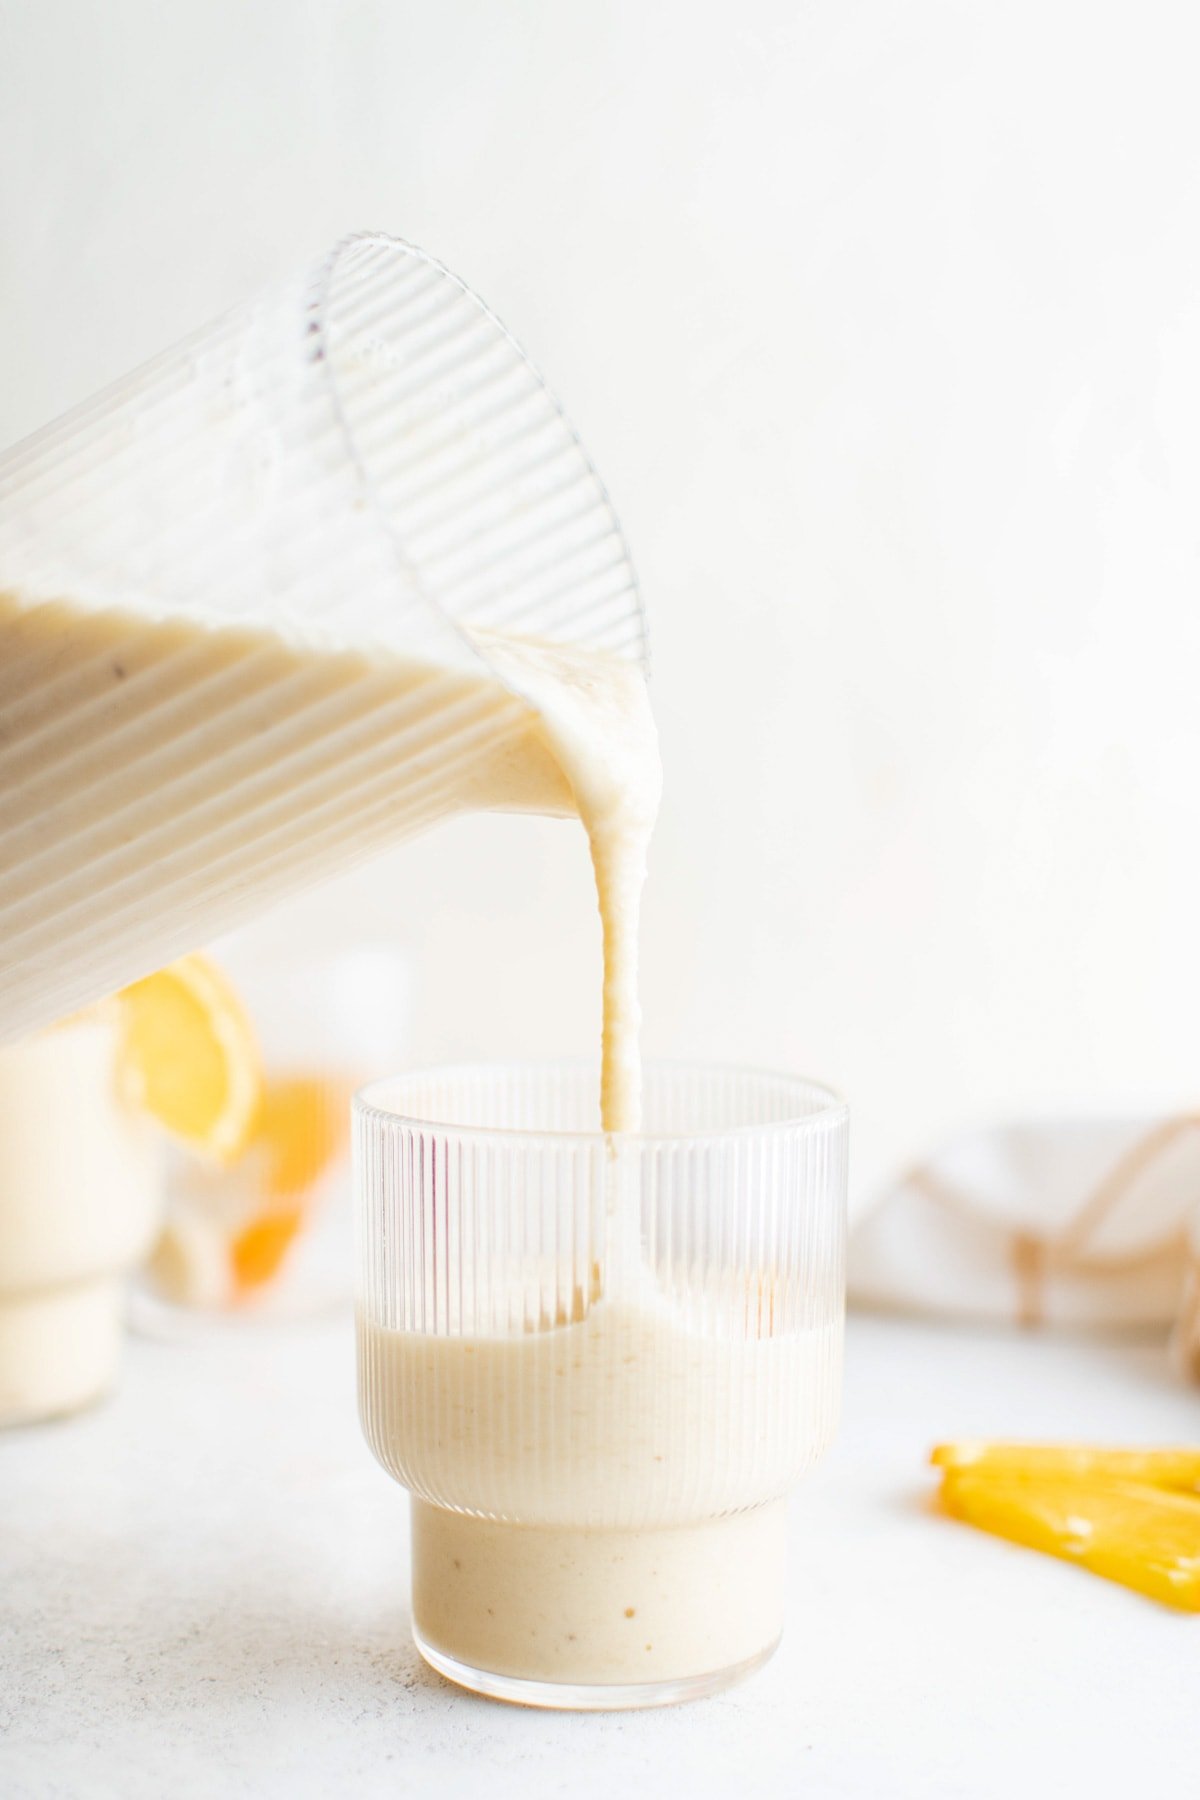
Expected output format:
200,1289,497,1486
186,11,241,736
414,1625,781,1711
409,1500,787,1703
0,1278,123,1428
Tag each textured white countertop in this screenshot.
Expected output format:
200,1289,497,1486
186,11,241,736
2,1311,1194,1798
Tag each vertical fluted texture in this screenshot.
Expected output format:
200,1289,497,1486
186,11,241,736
356,1063,847,1530
0,232,646,664
0,234,646,1042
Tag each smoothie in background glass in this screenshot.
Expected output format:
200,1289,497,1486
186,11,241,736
0,1012,163,1426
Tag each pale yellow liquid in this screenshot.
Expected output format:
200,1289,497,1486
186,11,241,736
0,592,658,1135
362,1298,839,1685
0,1015,162,1423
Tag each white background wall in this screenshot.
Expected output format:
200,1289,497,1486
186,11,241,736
5,0,1200,1199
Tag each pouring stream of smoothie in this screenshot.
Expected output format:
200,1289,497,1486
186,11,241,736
0,592,659,1141
466,627,661,1137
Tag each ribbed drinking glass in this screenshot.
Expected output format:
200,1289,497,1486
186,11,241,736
356,1061,847,1710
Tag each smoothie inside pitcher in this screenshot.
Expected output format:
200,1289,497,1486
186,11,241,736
0,235,654,1068
0,591,658,1130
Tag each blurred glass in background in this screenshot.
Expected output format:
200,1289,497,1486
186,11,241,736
138,938,408,1326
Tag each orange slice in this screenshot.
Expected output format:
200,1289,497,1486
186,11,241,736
939,1469,1200,1611
230,1206,305,1294
227,1074,352,1297
256,1075,351,1200
931,1441,1200,1495
118,954,262,1163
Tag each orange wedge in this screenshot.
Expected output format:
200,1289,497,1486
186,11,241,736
256,1074,351,1200
230,1205,306,1293
227,1074,351,1297
932,1441,1200,1495
118,954,262,1163
939,1469,1200,1611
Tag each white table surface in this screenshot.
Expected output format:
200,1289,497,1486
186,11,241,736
2,1311,1195,1799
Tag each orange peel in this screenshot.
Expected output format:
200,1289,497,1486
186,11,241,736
939,1466,1200,1612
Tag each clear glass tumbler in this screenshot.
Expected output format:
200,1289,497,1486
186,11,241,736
355,1062,847,1710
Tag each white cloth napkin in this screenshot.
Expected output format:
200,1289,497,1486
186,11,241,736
848,1116,1200,1378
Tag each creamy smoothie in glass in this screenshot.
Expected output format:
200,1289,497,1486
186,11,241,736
356,1062,847,1708
0,1011,163,1425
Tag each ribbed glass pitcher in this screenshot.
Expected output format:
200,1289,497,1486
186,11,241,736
0,234,647,1043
